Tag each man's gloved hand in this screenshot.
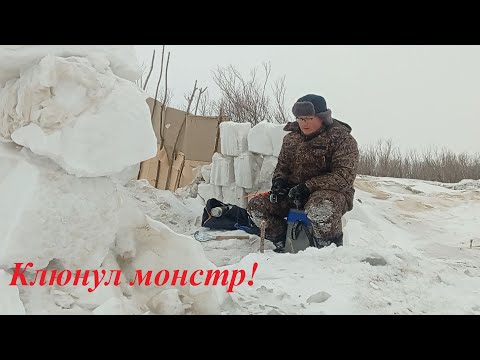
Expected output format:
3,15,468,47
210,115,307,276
271,178,290,198
288,183,311,205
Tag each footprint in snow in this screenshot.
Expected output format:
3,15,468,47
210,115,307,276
307,291,331,304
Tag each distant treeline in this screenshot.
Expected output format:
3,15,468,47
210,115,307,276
357,139,480,183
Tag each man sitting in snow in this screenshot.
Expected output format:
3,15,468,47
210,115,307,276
247,94,359,252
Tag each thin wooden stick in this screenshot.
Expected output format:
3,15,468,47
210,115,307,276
260,220,266,253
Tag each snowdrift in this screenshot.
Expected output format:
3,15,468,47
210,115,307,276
0,144,227,314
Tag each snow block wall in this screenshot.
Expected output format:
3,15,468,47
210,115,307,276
197,121,289,207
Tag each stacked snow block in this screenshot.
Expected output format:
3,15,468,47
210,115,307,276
234,151,263,189
210,153,235,186
200,164,211,184
247,120,275,156
198,120,289,208
198,152,234,203
197,182,223,203
257,156,279,192
270,123,288,157
219,122,251,156
222,184,248,209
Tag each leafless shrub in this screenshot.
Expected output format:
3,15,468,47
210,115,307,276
210,63,292,125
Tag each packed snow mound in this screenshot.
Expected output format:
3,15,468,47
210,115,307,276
0,270,26,314
0,45,141,84
119,216,229,315
1,162,228,314
123,179,204,236
1,54,157,177
93,297,144,315
443,179,480,191
0,45,231,315
0,143,121,270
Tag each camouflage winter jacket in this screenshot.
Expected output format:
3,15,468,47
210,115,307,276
272,119,359,211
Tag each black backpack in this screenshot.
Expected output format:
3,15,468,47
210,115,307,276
201,198,260,235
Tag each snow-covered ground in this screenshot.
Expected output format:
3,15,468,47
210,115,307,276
1,45,479,315
157,176,480,314
107,175,480,315
217,175,480,315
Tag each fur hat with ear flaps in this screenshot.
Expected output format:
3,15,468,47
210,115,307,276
292,94,333,126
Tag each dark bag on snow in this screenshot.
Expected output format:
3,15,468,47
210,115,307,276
201,198,260,235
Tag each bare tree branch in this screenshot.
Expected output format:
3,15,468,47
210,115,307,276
194,87,208,115
143,49,156,91
158,49,170,148
151,45,166,124
272,76,289,124
185,80,198,115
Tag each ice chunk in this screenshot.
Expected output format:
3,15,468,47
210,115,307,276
220,122,251,156
4,55,157,177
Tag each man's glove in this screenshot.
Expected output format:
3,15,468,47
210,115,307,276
271,178,290,198
288,183,311,207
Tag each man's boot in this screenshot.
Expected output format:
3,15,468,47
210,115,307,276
267,232,287,253
314,233,343,249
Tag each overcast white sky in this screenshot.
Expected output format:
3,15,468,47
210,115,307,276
134,45,480,155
